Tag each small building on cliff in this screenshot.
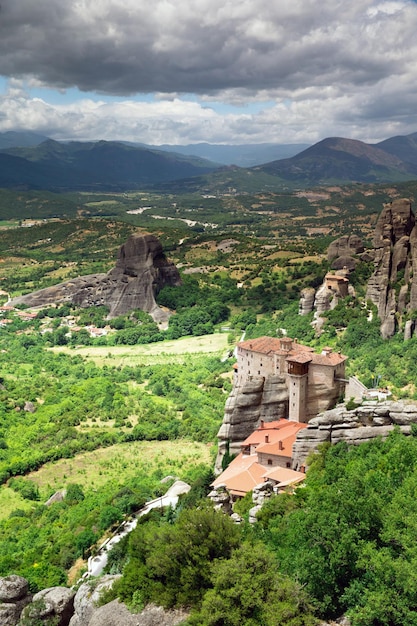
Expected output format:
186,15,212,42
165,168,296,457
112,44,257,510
235,336,347,423
212,419,307,499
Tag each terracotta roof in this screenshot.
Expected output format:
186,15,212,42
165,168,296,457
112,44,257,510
326,273,349,283
310,352,347,366
238,336,287,355
237,336,347,367
286,353,312,365
238,336,314,358
212,453,306,497
262,466,306,486
242,419,307,448
212,454,267,496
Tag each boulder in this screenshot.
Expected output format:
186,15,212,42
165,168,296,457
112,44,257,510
9,234,181,323
0,576,31,626
0,576,28,602
208,485,233,515
22,586,75,626
87,600,187,626
0,602,24,626
69,576,121,626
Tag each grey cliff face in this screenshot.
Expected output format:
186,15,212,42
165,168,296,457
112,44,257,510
292,400,417,470
327,234,364,270
10,234,181,322
366,198,417,338
216,375,288,471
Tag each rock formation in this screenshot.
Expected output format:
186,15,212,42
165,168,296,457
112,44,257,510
9,234,181,323
327,234,364,271
20,586,75,626
298,287,315,316
292,399,417,470
0,574,188,626
0,575,31,626
215,375,288,470
365,198,417,338
299,270,355,335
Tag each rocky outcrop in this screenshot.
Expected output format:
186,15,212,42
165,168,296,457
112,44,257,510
9,234,181,323
327,234,364,270
216,375,288,470
298,287,315,315
249,481,274,523
20,586,75,626
292,400,417,470
0,575,188,626
207,485,233,515
366,198,417,338
0,575,31,626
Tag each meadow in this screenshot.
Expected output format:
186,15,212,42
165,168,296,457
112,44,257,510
50,332,230,366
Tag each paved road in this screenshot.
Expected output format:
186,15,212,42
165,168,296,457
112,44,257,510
87,480,190,578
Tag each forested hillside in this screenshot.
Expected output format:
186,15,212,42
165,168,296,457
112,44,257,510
2,182,417,624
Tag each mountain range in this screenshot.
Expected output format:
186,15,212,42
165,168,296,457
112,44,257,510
1,131,417,191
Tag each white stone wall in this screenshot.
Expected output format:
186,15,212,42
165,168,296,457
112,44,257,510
257,452,291,468
236,346,274,381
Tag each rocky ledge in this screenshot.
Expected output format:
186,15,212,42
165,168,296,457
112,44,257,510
292,399,417,469
9,234,181,323
0,574,188,626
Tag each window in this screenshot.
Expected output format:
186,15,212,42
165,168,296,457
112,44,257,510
267,459,272,466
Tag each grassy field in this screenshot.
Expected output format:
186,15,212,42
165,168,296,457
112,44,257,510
50,332,231,366
0,487,34,519
0,440,213,521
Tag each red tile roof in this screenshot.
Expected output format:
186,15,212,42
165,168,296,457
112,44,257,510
238,336,313,357
242,419,307,450
212,454,267,496
238,336,347,367
262,466,306,486
310,351,348,366
212,453,306,496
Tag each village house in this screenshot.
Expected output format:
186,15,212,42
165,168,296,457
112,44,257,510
212,419,307,499
235,336,347,422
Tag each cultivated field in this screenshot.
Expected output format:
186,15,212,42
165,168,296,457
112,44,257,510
0,440,213,520
50,332,231,366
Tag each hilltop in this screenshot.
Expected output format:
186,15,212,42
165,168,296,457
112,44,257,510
2,131,417,192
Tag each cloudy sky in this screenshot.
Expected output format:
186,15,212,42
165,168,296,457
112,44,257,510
0,0,417,145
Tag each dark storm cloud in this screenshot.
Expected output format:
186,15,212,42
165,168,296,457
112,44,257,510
0,0,414,96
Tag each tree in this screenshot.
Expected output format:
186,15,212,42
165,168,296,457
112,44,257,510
116,505,241,609
187,542,317,626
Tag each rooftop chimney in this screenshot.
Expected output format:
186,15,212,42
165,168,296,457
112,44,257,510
265,435,269,443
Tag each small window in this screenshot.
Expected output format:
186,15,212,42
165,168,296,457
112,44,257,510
267,459,273,466
286,462,291,468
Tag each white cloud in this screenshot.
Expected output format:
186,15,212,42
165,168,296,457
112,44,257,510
0,0,417,143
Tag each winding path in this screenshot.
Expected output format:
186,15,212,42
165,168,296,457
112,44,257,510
86,480,190,578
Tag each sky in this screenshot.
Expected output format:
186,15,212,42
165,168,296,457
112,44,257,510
1,0,417,146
